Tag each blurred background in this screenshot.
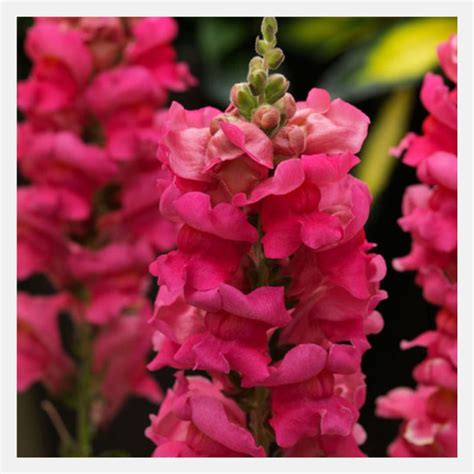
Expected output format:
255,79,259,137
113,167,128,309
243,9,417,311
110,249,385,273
17,16,457,457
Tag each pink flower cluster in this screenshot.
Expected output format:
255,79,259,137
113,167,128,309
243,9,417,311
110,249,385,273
17,17,195,425
146,81,387,455
376,35,457,457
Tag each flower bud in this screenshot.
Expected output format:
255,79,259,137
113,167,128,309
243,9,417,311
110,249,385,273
275,93,297,120
252,104,281,131
264,74,289,104
249,56,264,72
273,124,306,157
255,38,268,56
267,48,284,70
261,17,278,42
248,69,267,96
230,83,257,117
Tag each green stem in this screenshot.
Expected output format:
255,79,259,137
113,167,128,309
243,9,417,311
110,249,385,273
258,56,269,106
249,220,273,452
249,387,271,453
76,322,93,457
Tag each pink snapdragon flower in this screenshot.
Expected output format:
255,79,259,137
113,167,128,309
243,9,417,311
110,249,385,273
282,369,368,457
391,33,457,312
377,34,457,457
255,344,358,448
146,372,265,457
159,102,272,197
17,292,74,393
126,17,196,92
90,20,196,250
379,308,457,457
393,183,457,312
17,185,87,282
147,18,385,457
99,164,177,252
148,284,292,386
68,241,154,324
281,232,386,352
256,153,370,258
377,384,457,457
288,88,370,155
150,192,258,306
85,65,166,158
37,17,127,70
18,22,93,131
17,16,195,435
92,301,163,425
18,127,117,202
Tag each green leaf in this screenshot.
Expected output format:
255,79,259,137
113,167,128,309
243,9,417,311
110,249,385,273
320,17,457,101
356,88,415,199
283,17,389,59
358,17,457,85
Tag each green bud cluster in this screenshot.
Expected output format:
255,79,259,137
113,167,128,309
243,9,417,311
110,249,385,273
230,17,290,126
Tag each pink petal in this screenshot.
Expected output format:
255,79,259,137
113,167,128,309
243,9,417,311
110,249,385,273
174,192,258,242
190,397,265,457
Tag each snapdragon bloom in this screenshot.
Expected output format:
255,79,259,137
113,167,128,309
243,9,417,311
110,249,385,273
376,34,457,457
147,18,386,457
17,292,74,394
92,301,163,425
145,372,265,457
17,17,194,438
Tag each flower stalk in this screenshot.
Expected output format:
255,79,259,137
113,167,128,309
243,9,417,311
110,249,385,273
76,321,93,457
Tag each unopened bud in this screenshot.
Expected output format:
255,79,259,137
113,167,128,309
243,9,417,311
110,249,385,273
264,74,289,104
273,125,306,157
248,69,267,95
249,56,264,72
230,83,257,117
267,48,284,70
261,17,278,43
255,38,269,56
275,93,297,120
252,104,281,131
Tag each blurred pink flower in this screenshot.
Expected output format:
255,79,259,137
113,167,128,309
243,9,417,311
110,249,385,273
17,185,87,282
36,17,127,70
92,302,163,425
17,17,195,428
18,22,92,131
18,128,117,200
17,292,74,393
378,34,457,458
376,384,456,457
68,241,154,325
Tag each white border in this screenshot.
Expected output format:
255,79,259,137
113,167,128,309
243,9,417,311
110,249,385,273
1,1,472,473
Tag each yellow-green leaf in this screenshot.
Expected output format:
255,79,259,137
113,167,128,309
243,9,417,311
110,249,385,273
284,17,386,59
357,88,415,199
358,17,457,85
